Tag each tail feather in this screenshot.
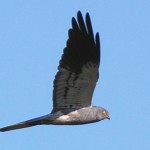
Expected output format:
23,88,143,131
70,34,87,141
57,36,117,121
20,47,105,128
0,115,50,132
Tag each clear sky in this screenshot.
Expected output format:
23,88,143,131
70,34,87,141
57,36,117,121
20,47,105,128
0,1,150,150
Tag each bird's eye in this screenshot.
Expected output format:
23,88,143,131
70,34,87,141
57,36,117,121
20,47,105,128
102,110,106,115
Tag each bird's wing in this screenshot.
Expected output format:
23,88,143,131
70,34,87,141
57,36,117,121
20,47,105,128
52,11,100,112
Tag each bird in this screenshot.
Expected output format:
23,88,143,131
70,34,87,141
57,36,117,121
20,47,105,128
0,11,110,132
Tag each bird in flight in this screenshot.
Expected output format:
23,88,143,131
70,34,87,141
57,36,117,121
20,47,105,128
0,11,110,132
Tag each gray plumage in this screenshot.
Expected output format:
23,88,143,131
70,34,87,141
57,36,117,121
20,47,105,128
0,11,110,132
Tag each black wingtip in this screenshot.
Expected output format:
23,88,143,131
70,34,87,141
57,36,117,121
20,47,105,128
96,32,100,51
77,11,90,16
85,12,90,19
59,11,100,73
72,17,79,32
77,10,82,16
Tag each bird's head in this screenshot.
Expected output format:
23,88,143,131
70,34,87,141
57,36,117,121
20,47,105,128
96,107,110,121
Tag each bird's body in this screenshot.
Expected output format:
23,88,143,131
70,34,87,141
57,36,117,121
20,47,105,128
0,11,110,132
40,106,107,125
0,106,108,131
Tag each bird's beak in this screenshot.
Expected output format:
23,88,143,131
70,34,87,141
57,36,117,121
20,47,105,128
106,113,110,120
107,116,110,120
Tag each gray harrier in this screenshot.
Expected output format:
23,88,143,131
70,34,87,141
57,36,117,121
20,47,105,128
0,11,110,132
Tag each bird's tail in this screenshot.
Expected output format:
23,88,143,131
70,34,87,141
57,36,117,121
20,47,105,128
0,114,51,132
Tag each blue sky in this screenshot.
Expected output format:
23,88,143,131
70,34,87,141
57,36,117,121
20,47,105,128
0,1,150,150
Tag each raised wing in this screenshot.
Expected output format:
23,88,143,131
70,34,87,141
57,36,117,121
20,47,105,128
52,11,100,112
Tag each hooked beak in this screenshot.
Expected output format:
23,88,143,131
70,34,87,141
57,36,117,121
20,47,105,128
107,116,110,120
106,113,110,120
